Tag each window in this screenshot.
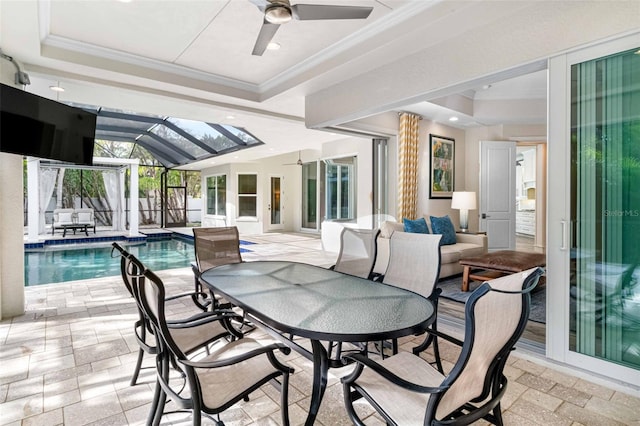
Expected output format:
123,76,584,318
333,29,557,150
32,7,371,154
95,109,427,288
206,175,226,216
302,162,318,229
325,156,356,220
238,174,257,217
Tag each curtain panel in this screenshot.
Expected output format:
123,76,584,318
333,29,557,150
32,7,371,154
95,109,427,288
397,112,420,221
39,168,60,233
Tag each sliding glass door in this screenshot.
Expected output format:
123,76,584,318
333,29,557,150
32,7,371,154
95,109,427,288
570,46,640,370
548,34,640,386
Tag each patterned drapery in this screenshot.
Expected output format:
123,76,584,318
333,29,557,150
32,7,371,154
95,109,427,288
397,112,420,221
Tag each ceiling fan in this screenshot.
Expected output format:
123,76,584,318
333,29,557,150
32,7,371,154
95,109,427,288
249,0,374,56
283,150,303,166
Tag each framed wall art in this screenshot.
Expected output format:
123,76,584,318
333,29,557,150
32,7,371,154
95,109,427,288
429,134,454,199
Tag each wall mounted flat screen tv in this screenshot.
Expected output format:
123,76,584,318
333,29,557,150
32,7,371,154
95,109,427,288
0,83,96,165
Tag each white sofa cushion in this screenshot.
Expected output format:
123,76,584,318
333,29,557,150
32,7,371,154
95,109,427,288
374,220,488,279
380,221,404,238
58,212,73,224
77,212,92,223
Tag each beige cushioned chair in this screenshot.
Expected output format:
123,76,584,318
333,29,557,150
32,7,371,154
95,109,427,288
342,267,544,426
138,265,294,426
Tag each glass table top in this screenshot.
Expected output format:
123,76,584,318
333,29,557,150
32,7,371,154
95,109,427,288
201,261,435,341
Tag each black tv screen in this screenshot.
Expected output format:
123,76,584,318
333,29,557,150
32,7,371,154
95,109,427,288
0,83,96,165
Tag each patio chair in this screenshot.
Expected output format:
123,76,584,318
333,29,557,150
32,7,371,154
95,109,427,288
326,227,380,359
139,266,294,426
51,208,75,235
111,243,241,386
342,267,545,426
75,208,96,233
192,226,243,308
381,232,445,371
330,227,380,279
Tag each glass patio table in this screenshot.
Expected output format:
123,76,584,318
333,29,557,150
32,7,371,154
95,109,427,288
200,260,435,425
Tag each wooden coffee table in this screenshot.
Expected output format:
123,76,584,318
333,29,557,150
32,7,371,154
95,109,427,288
459,250,545,291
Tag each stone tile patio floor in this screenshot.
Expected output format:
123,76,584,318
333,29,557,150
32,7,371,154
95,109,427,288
2,232,640,425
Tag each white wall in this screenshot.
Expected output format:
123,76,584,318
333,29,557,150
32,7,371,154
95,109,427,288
305,2,639,129
463,124,547,232
320,136,374,226
200,136,373,236
0,65,26,319
415,122,467,227
200,153,300,234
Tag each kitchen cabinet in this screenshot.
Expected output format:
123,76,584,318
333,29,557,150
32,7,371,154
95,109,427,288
516,210,535,236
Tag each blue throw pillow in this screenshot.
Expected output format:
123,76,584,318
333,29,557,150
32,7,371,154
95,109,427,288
429,215,457,245
403,217,429,234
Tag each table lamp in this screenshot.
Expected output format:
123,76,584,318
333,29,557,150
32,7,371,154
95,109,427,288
451,191,477,233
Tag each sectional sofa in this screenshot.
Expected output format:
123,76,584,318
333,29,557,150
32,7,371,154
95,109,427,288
372,220,488,279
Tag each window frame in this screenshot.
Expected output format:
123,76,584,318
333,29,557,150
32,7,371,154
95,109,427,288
237,173,258,219
205,174,227,217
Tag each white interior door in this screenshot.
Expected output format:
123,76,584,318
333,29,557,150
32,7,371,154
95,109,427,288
480,141,516,251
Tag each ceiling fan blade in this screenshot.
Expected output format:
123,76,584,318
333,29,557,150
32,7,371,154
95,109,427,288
291,4,373,20
252,21,280,56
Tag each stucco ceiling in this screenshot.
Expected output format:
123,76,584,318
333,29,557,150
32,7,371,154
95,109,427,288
0,0,547,168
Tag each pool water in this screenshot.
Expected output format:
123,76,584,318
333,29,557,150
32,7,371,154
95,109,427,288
24,238,248,286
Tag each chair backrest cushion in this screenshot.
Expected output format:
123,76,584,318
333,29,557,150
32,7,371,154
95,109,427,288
193,227,242,272
383,232,441,297
76,209,94,223
54,209,75,224
334,228,379,278
434,267,543,419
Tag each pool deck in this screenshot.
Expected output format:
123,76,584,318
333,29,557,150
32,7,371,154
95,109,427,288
24,227,190,250
7,231,640,425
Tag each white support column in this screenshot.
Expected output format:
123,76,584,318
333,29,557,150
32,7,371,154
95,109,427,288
0,153,25,319
129,163,139,236
26,157,40,242
118,168,126,231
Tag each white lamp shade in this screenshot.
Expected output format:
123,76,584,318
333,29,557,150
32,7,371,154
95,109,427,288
451,191,477,210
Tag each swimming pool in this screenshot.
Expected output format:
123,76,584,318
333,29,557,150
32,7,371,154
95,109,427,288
24,238,250,286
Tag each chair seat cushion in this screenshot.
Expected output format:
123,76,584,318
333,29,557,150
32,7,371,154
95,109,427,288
169,319,229,354
195,338,283,409
356,352,444,425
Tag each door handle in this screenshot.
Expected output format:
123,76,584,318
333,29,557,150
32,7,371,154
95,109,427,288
481,213,490,219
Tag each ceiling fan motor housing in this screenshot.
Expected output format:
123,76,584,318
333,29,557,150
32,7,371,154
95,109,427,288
265,1,292,24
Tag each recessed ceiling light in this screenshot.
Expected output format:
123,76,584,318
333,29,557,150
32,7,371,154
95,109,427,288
449,117,459,122
482,84,492,90
226,115,235,120
267,42,281,51
49,84,65,92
